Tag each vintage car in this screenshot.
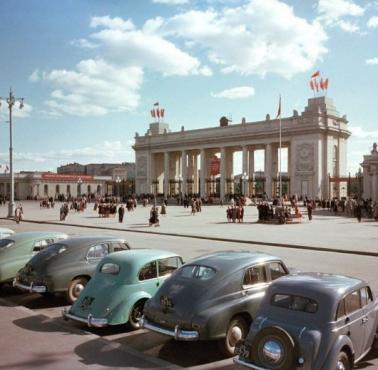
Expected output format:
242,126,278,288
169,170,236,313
141,250,289,356
14,236,130,303
234,272,378,370
0,231,68,284
63,249,183,329
0,227,14,239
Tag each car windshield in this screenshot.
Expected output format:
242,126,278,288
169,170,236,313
177,265,216,280
272,294,318,313
0,239,15,249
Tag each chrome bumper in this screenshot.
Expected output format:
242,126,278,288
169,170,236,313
62,308,108,328
13,279,47,293
141,316,199,341
233,357,268,370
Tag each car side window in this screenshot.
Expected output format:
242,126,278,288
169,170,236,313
243,265,267,287
336,299,346,320
267,262,287,281
360,287,373,307
112,242,129,252
139,261,157,281
158,257,183,277
345,290,361,315
32,239,51,253
87,244,109,259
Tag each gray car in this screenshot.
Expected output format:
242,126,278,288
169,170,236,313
141,250,289,357
14,236,130,303
234,272,378,370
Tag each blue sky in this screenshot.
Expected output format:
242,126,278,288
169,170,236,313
0,0,377,174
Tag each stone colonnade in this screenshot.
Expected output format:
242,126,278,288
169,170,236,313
148,143,291,199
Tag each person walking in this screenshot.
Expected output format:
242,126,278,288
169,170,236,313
118,204,125,223
15,204,23,224
307,203,313,221
356,203,362,223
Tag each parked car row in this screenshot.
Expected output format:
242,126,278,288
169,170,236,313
1,229,378,369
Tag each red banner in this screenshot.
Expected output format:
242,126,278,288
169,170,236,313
41,173,94,181
209,156,220,176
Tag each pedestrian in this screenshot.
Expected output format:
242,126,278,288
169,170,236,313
307,203,313,221
118,204,125,223
15,204,23,224
160,203,167,216
356,204,362,223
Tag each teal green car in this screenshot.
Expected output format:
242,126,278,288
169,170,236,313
0,231,68,284
63,249,183,329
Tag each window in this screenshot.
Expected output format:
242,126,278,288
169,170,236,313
112,242,130,252
336,300,346,320
87,185,91,194
138,261,157,280
55,185,60,194
176,265,216,280
0,239,15,249
158,257,183,277
44,184,49,196
243,265,267,286
32,239,51,253
100,263,120,275
272,294,318,313
87,244,109,259
267,262,287,281
345,290,361,314
67,184,71,195
360,287,373,307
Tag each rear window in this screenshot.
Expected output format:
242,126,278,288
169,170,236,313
177,265,216,280
0,239,14,249
272,294,318,313
100,263,120,275
44,243,68,256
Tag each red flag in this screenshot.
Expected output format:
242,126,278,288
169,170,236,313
151,109,155,118
156,108,160,118
276,95,281,119
160,109,164,118
319,78,324,90
314,79,319,92
311,70,320,78
310,80,315,91
324,78,329,89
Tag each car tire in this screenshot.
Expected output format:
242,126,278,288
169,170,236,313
336,351,351,370
251,326,295,370
128,300,146,330
218,316,249,357
66,277,88,304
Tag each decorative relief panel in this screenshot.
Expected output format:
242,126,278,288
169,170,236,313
296,143,314,172
137,156,147,177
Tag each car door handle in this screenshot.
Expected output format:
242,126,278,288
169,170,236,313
362,317,369,324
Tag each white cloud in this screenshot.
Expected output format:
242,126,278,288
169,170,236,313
70,38,98,49
317,0,364,32
211,86,255,99
350,126,378,139
0,101,32,119
39,59,143,117
153,0,189,4
366,57,378,65
88,15,210,76
367,16,378,28
29,69,40,82
161,0,328,78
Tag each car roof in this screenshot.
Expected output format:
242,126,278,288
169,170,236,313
59,235,127,248
103,249,179,265
186,250,282,272
269,272,365,301
9,231,67,242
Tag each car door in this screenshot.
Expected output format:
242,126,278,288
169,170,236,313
344,289,365,359
360,286,377,352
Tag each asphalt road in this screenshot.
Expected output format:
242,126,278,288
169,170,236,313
0,219,378,369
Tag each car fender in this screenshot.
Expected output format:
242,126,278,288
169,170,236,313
321,335,354,370
110,291,152,325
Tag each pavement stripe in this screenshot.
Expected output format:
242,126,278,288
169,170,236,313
5,218,378,258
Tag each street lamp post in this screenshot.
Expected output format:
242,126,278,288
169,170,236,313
0,89,24,218
242,172,249,197
115,176,121,199
77,178,83,197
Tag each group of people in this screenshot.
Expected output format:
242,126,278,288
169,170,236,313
226,206,244,223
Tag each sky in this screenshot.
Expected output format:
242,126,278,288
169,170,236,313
0,0,377,175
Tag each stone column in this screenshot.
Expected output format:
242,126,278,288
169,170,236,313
200,149,206,197
164,151,169,197
249,149,254,196
242,146,248,195
146,153,151,194
362,165,370,200
265,143,273,199
181,150,187,195
220,147,226,201
372,168,378,201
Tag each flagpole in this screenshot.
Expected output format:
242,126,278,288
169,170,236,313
279,108,282,201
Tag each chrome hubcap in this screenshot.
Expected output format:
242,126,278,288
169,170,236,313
336,361,346,370
74,283,85,297
229,326,243,346
262,340,283,364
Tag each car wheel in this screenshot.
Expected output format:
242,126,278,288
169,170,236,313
251,326,295,370
336,351,351,370
218,316,249,357
129,300,146,330
66,277,88,304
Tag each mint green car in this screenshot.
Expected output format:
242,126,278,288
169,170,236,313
0,231,68,284
63,249,183,329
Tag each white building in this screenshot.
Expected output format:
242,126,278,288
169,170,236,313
133,96,351,200
361,143,378,201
